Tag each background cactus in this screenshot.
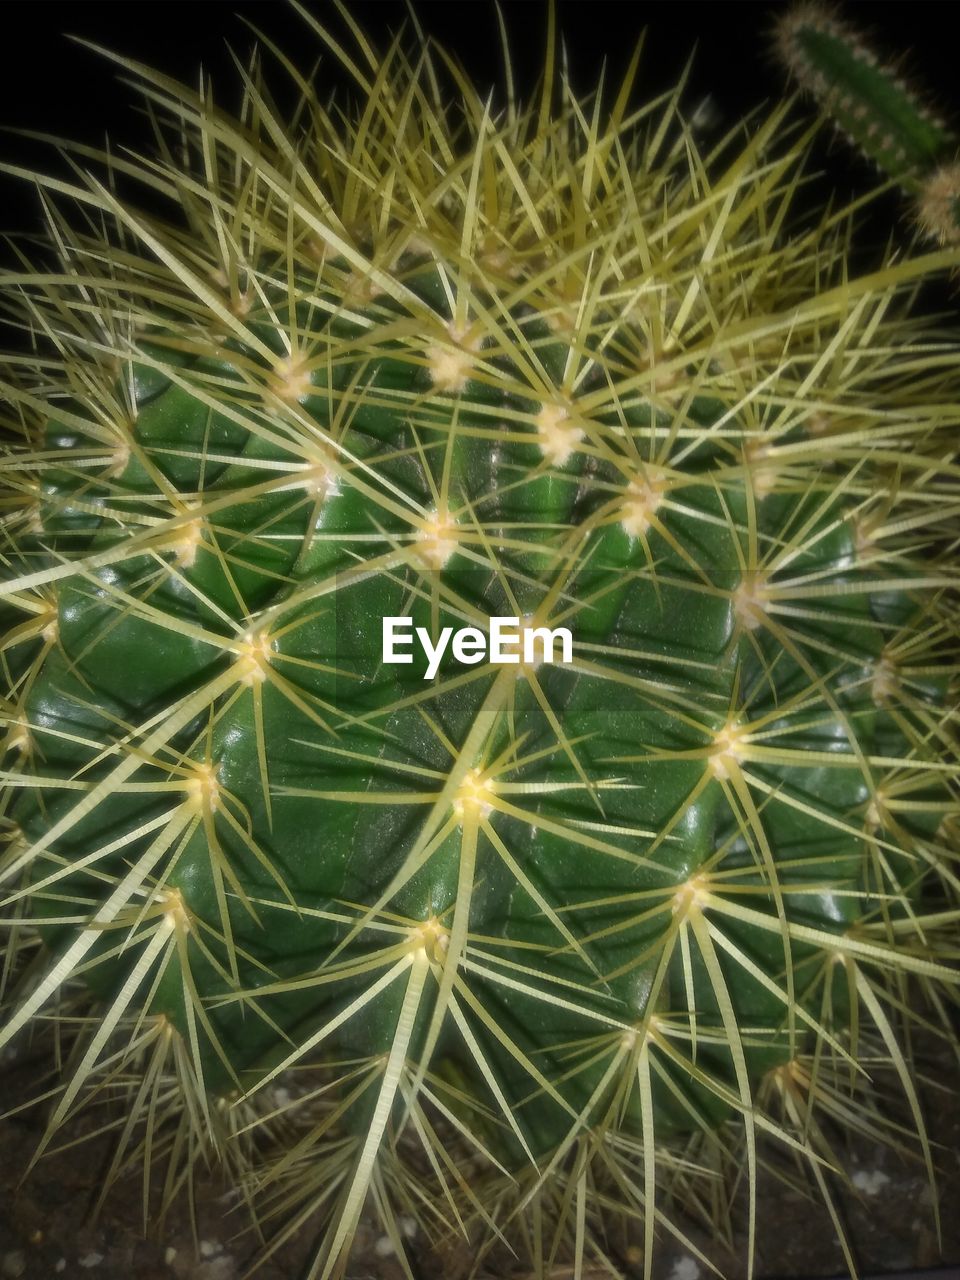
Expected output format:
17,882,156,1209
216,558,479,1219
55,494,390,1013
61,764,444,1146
1,6,959,1278
775,2,960,248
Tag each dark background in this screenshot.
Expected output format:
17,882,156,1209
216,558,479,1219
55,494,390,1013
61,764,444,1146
0,2,957,245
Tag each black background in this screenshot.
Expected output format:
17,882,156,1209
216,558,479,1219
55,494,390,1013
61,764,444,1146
0,2,957,249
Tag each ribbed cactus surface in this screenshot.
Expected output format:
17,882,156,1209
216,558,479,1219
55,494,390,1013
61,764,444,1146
2,13,958,1278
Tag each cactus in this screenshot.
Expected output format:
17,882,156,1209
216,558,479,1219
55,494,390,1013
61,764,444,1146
1,8,959,1278
775,3,960,247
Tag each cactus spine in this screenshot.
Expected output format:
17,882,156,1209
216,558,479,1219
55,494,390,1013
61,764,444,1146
1,8,959,1278
775,3,960,247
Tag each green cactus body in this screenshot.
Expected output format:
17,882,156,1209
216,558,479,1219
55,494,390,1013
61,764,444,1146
1,13,959,1279
776,3,960,247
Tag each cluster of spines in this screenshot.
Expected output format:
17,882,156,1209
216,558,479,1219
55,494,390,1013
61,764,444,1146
775,3,960,247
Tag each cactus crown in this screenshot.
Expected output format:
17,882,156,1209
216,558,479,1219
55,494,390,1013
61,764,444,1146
1,8,959,1278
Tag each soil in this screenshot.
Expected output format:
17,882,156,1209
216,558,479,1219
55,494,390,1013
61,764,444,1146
2,1039,958,1280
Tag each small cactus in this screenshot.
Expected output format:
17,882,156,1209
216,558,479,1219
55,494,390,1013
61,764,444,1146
775,2,960,247
1,8,959,1279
